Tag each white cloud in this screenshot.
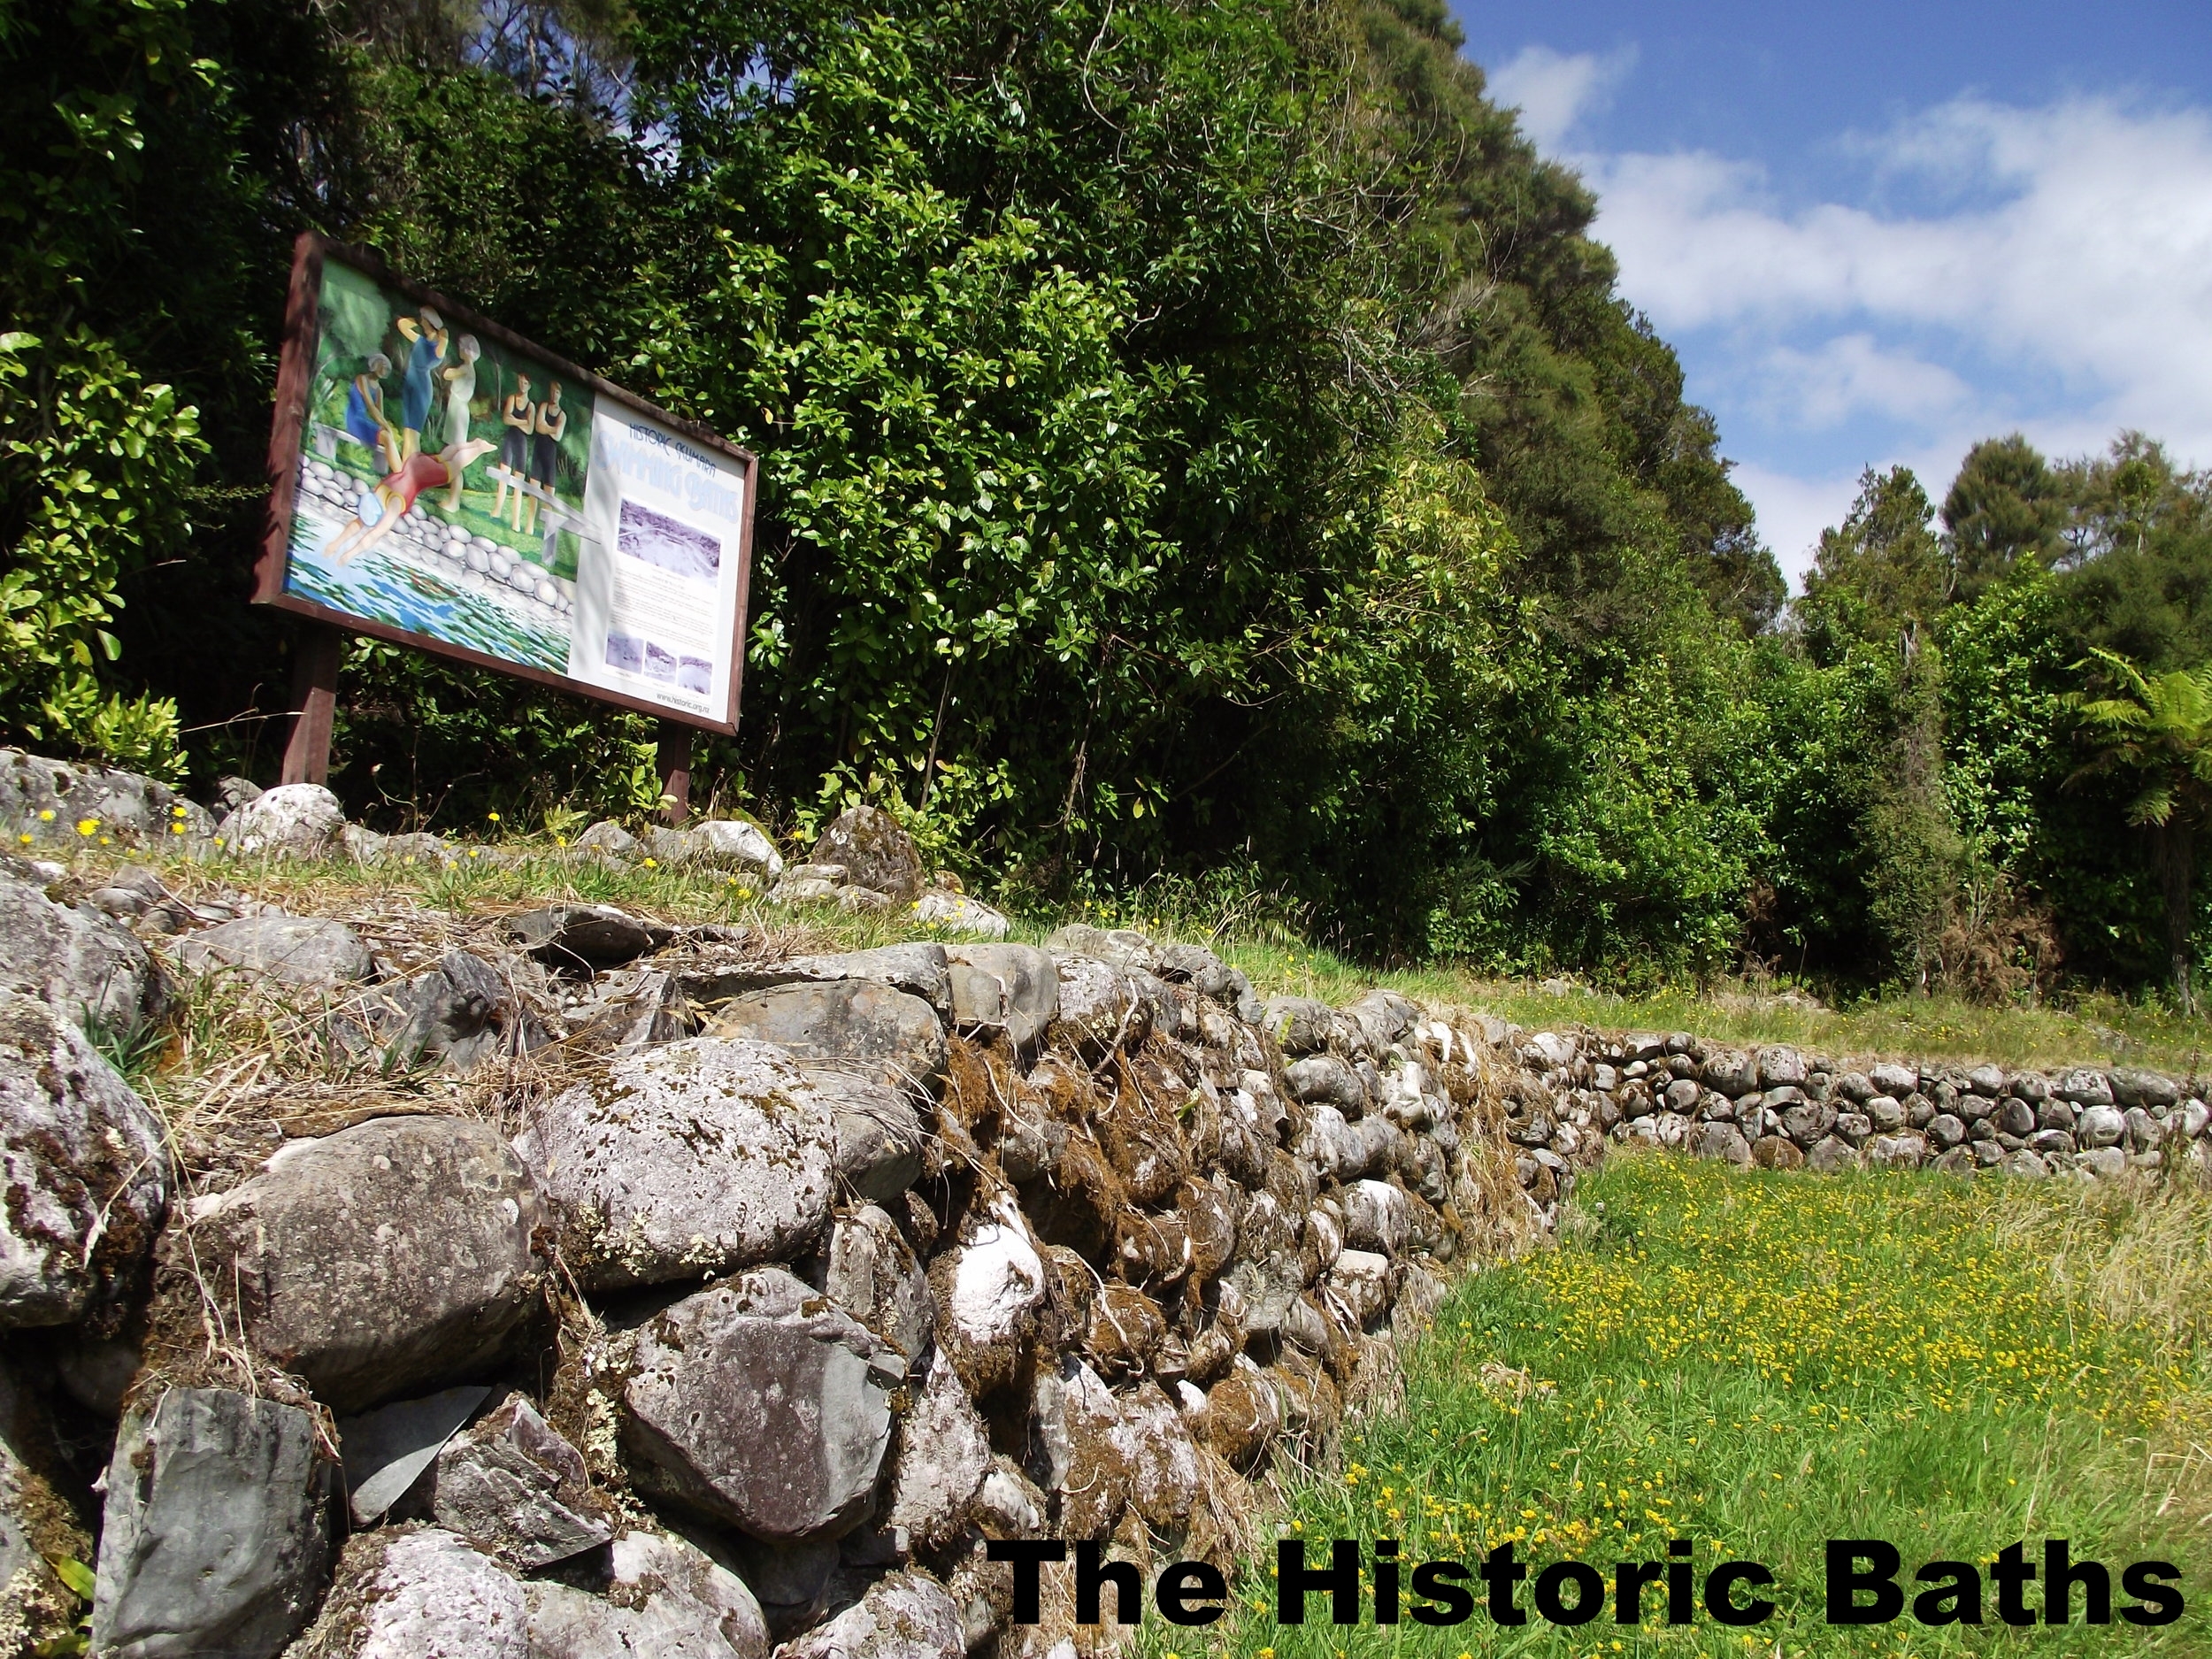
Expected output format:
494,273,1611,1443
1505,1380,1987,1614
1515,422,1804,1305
1730,463,1860,588
1758,334,1972,430
1558,89,2212,589
1486,44,1636,152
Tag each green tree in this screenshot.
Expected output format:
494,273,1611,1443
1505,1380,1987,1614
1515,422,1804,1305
1796,465,1950,659
2065,647,2212,1011
1940,433,2064,602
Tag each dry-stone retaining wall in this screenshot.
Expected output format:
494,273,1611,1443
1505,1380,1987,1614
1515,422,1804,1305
0,747,2203,1659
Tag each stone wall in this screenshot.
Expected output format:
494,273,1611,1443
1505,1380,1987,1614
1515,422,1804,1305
0,755,2202,1659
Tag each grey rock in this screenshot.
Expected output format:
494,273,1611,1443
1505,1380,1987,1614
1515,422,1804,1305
215,783,346,859
2125,1105,2163,1152
776,1571,964,1659
1805,1134,1859,1173
1155,941,1234,998
1286,1053,1367,1114
623,1268,903,1541
705,980,946,1094
1756,1045,1808,1087
2038,1097,2078,1133
0,994,168,1327
910,888,1010,937
571,820,640,859
1257,995,1348,1057
0,749,214,848
1344,988,1417,1052
2075,1104,2127,1149
1694,1121,1752,1164
1866,1133,1928,1170
1340,1179,1411,1256
389,952,526,1071
176,914,373,989
1324,1248,1394,1327
514,1038,837,1292
1297,1104,1364,1184
2012,1071,2053,1102
809,807,926,904
1965,1064,2008,1095
943,944,1058,1048
1663,1076,1701,1113
693,818,786,878
2080,1145,2128,1178
1994,1097,2037,1137
1050,955,1150,1052
1041,923,1158,973
692,945,953,1025
506,903,668,970
89,1386,331,1659
814,1068,926,1204
1781,1102,1834,1148
189,1115,544,1413
1865,1094,1906,1133
886,1352,993,1550
524,1530,768,1659
1833,1110,1872,1146
2180,1100,2211,1138
340,1386,493,1525
1700,1049,1758,1094
567,965,689,1054
312,1527,527,1658
1927,1113,1967,1150
2112,1069,2180,1110
821,1204,933,1364
0,869,165,1039
430,1394,610,1570
931,1195,1048,1396
2055,1068,2115,1106
2027,1128,2077,1156
2003,1149,2052,1179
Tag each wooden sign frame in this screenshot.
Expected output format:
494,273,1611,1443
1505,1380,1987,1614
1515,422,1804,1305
256,233,757,747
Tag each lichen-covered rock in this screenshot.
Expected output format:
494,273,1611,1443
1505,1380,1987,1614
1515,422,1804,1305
428,1394,611,1570
524,1529,769,1659
188,1116,544,1413
0,749,214,847
945,944,1058,1049
1113,1383,1203,1532
814,1067,926,1204
912,890,1010,938
809,807,926,904
1049,956,1149,1052
1340,1179,1410,1256
694,817,785,879
774,1571,963,1659
623,1268,903,1542
175,915,373,989
930,1194,1048,1396
0,869,165,1039
90,1386,332,1659
0,993,169,1328
1023,1357,1129,1540
886,1352,994,1551
821,1203,933,1364
1189,1358,1281,1471
705,980,946,1094
216,783,346,859
514,1038,837,1291
296,1526,527,1659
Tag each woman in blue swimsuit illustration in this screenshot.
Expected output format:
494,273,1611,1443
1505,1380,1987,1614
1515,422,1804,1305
394,306,447,459
342,353,400,474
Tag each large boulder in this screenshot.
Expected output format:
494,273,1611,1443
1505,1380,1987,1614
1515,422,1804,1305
89,1386,333,1659
0,869,165,1040
523,1530,769,1659
776,1571,964,1659
188,1115,544,1413
175,915,373,990
623,1268,903,1542
808,806,926,904
514,1039,837,1291
704,980,945,1094
0,994,169,1328
945,944,1058,1048
216,783,346,859
296,1526,526,1658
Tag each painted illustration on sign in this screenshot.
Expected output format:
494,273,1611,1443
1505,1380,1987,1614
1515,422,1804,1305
270,245,752,727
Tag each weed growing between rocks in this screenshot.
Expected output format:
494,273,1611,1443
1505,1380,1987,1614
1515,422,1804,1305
1187,1153,2210,1657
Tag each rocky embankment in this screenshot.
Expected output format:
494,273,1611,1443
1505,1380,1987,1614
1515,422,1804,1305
0,747,2203,1658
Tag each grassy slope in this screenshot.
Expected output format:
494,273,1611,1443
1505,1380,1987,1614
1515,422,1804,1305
1171,1155,2212,1657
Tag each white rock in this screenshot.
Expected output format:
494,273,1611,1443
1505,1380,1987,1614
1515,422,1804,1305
886,1352,994,1549
947,1195,1045,1347
911,890,1010,939
524,1529,768,1659
353,1529,528,1659
693,818,785,876
775,1571,964,1659
216,784,346,859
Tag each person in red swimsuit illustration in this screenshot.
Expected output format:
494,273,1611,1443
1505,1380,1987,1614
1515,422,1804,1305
326,436,497,566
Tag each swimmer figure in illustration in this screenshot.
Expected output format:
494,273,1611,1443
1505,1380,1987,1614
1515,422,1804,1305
521,379,567,534
325,436,498,567
492,373,534,527
394,305,448,460
439,334,481,510
342,352,401,474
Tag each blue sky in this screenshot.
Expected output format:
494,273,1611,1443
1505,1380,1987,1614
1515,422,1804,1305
1450,3,2212,586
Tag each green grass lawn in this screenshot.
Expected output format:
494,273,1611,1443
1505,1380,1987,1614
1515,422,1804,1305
1164,1155,2212,1658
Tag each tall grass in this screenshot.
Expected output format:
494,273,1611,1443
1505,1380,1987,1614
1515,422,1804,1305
1171,1156,2211,1657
